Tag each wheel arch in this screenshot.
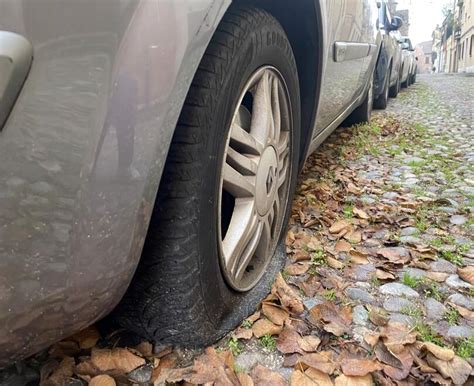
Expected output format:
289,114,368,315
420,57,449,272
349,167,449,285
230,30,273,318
233,0,324,169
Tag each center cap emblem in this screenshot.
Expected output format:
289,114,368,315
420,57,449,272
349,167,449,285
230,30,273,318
266,167,275,194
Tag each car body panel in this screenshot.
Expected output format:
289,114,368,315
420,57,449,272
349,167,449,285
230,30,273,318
374,0,402,97
398,36,417,83
0,0,230,365
0,0,381,366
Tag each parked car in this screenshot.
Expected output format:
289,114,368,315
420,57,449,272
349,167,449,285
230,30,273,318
373,1,403,109
0,0,383,367
398,36,417,86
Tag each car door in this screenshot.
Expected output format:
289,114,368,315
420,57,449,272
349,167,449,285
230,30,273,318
314,0,377,135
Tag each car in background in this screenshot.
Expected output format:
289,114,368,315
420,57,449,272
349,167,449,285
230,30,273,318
0,0,383,367
398,36,417,86
373,1,403,109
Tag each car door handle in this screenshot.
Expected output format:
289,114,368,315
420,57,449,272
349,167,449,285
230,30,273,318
0,31,33,130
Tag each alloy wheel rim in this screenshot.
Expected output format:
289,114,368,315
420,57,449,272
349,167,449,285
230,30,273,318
217,66,292,292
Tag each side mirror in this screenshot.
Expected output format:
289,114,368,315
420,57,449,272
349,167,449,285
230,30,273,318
401,42,410,50
390,16,403,31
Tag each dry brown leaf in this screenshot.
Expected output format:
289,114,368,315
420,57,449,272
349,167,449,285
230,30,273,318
376,247,410,264
293,250,312,262
272,273,304,315
343,230,362,244
422,342,455,361
458,266,474,285
341,358,382,376
335,240,352,253
134,342,153,357
426,353,472,385
381,346,413,381
353,207,370,220
291,368,333,386
276,328,303,355
368,307,389,326
69,326,101,349
329,219,351,234
448,302,474,321
286,262,311,276
296,352,338,375
91,348,145,373
326,255,345,269
309,302,352,337
237,372,254,386
334,374,373,386
233,327,253,340
89,374,116,386
363,332,380,348
298,335,321,352
349,250,370,265
375,269,396,280
250,364,286,386
42,357,75,386
252,318,282,338
426,271,450,282
380,322,417,354
262,302,290,326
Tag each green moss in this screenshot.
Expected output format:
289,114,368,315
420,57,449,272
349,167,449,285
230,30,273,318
259,334,276,351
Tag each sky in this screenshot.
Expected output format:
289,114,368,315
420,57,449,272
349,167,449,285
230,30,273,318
396,0,452,45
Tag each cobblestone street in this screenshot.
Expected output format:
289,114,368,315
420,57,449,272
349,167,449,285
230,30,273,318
2,74,473,385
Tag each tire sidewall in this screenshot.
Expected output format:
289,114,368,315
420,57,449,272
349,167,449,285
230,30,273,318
197,18,301,330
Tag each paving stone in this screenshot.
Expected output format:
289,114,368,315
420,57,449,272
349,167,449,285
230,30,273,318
382,192,398,200
399,268,427,280
400,236,423,244
353,305,369,326
383,297,414,313
447,293,474,311
445,326,473,341
379,283,420,298
400,227,419,236
346,287,376,304
350,264,376,281
303,297,323,310
445,275,473,290
425,298,447,321
430,259,458,274
450,215,467,225
389,313,415,327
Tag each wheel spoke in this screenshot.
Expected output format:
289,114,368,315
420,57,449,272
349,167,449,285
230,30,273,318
223,163,255,198
223,200,259,274
250,71,273,145
278,131,290,160
255,214,272,259
271,76,281,142
234,220,264,282
230,122,263,155
226,147,258,176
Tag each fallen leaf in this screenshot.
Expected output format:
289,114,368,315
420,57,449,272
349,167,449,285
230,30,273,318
134,342,153,357
69,326,101,349
376,247,410,264
343,230,362,244
363,332,380,348
341,358,382,376
380,322,417,354
375,269,396,280
296,351,338,375
237,372,254,386
422,342,455,361
329,219,351,234
458,266,474,285
272,273,304,315
262,302,290,326
426,353,472,385
42,357,75,386
291,368,333,386
426,271,449,282
250,364,285,386
91,348,145,373
353,207,369,220
286,262,311,276
335,240,352,253
276,328,303,354
252,318,282,338
233,327,253,340
309,302,352,337
368,307,389,326
326,255,345,269
334,374,373,386
380,346,413,381
349,250,370,265
298,335,321,352
448,302,474,321
89,374,116,386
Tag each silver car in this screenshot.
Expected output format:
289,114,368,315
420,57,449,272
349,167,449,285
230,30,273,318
0,0,382,366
